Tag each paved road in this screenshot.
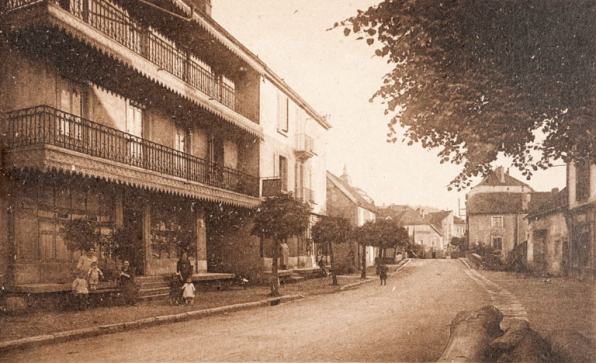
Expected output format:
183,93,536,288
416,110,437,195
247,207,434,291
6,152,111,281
1,259,493,362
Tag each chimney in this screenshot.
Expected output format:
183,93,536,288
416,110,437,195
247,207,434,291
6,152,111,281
187,0,212,16
496,166,505,183
551,188,559,195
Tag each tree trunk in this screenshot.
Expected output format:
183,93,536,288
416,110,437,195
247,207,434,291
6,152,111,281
361,243,367,279
270,240,280,297
329,241,337,285
438,305,504,362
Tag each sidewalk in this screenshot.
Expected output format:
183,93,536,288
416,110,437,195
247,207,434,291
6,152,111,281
0,260,408,351
473,265,595,341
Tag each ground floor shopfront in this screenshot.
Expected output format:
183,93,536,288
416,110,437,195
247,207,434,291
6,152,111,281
0,170,265,288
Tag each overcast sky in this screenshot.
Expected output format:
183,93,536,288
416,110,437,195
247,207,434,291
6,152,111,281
213,0,566,214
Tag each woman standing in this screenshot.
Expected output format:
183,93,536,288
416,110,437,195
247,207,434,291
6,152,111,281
177,252,193,283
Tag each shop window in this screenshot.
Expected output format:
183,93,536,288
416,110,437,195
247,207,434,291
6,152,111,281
150,200,194,259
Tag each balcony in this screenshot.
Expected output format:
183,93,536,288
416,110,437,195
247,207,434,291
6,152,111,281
296,187,316,204
261,178,315,204
295,134,316,160
3,0,259,124
3,106,260,200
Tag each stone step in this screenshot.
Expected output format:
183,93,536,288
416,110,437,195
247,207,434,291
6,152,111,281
138,287,170,297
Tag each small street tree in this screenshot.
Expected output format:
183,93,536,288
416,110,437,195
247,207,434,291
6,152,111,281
352,221,377,279
374,218,409,262
312,216,352,285
251,194,310,296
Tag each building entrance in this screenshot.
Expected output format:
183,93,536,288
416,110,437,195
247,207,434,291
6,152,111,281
123,208,144,276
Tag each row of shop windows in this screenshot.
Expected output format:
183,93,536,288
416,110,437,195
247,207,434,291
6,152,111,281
11,178,195,262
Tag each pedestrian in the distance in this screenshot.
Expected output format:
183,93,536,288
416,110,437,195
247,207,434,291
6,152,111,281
379,264,388,286
181,277,196,305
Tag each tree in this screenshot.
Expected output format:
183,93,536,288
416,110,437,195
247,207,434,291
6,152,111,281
312,216,352,285
374,218,409,261
336,1,596,190
251,194,311,296
352,221,377,279
61,218,100,254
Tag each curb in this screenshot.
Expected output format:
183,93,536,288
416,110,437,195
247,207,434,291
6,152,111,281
0,294,303,353
339,259,411,291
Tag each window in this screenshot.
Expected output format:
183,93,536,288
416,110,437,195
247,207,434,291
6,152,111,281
277,91,289,133
126,102,144,163
491,216,503,228
576,161,590,201
492,236,503,250
174,125,189,175
58,80,85,139
279,155,288,192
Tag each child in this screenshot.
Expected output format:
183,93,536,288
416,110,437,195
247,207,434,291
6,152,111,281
169,272,182,306
87,261,104,291
379,264,388,286
72,272,89,310
181,277,196,305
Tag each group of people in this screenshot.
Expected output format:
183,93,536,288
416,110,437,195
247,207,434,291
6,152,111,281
170,252,196,305
71,248,138,309
71,248,104,310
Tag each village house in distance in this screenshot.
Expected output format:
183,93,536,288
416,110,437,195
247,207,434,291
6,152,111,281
0,0,330,297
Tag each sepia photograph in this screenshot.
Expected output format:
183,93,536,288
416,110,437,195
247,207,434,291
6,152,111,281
0,0,594,361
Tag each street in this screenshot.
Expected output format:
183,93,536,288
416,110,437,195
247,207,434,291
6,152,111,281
1,260,494,362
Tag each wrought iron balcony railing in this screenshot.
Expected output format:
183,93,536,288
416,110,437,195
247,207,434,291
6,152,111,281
4,106,260,197
296,187,315,204
261,177,282,198
3,0,259,123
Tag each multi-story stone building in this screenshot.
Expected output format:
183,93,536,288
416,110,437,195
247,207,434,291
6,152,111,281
0,0,329,291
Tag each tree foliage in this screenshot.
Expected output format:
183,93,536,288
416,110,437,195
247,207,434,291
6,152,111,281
251,194,311,241
312,216,352,285
337,0,596,189
61,218,100,253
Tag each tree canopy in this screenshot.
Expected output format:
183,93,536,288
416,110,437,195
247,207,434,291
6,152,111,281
337,0,595,189
251,194,311,241
312,216,352,246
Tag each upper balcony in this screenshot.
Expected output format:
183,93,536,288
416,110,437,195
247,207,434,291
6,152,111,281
294,134,316,160
2,0,261,136
3,106,260,206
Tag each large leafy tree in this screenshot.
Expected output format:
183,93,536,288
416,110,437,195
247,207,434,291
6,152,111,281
312,216,353,285
337,0,595,189
251,194,311,296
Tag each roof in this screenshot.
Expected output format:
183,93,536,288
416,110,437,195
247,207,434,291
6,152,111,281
527,188,568,219
454,216,466,225
425,211,452,226
327,172,376,212
475,170,533,189
467,192,555,215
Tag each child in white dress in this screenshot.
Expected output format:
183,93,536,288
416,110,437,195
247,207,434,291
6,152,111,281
181,277,196,305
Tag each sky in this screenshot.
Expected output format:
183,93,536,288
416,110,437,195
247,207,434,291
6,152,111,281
212,0,566,214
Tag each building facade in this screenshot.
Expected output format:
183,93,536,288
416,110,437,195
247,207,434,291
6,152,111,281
326,168,376,270
466,167,551,257
0,0,328,288
566,161,596,277
526,188,569,276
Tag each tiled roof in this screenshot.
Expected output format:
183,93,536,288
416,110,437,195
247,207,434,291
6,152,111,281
476,170,533,189
527,188,568,218
425,211,452,226
467,192,555,215
327,171,376,212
